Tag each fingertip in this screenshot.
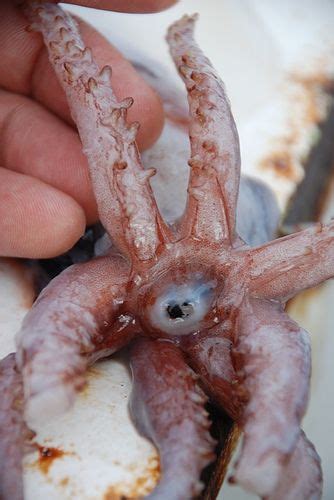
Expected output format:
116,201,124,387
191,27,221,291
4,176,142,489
46,198,87,258
60,0,178,14
129,82,164,150
0,89,99,226
0,169,86,259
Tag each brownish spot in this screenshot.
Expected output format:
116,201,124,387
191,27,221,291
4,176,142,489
114,161,128,171
191,71,204,84
202,140,215,152
36,445,69,474
260,151,298,181
59,477,69,487
87,366,103,378
188,158,203,171
290,72,334,124
134,455,161,492
195,107,207,125
103,488,126,500
103,455,160,499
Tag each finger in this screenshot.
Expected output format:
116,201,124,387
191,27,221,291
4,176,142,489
59,0,178,13
0,89,97,223
1,2,164,150
0,168,86,258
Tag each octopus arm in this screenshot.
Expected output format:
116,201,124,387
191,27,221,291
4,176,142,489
267,431,322,500
236,177,280,247
15,255,130,425
0,354,26,500
180,325,241,419
129,337,216,500
167,15,240,244
26,3,169,261
246,221,334,301
231,298,313,497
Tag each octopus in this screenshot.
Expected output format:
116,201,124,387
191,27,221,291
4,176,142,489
0,2,333,499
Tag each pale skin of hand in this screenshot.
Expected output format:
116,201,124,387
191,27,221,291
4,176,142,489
0,0,177,259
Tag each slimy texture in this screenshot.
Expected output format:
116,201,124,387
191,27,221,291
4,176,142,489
148,277,217,335
129,338,215,500
0,4,332,499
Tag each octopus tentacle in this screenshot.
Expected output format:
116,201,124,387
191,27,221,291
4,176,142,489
180,325,241,420
267,431,322,500
16,255,131,425
167,15,241,244
26,3,169,261
236,177,280,247
245,220,334,301
231,298,312,497
129,337,216,500
0,354,26,500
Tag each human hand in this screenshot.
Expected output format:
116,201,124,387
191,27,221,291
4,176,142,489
0,0,176,258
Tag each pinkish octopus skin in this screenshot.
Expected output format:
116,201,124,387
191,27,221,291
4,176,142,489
0,354,29,500
0,3,331,499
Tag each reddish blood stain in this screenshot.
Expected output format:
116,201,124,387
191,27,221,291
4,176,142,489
37,445,65,474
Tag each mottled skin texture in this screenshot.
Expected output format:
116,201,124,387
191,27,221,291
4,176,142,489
130,338,216,500
0,3,331,499
0,354,27,500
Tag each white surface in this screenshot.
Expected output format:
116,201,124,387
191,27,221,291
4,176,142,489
23,359,158,499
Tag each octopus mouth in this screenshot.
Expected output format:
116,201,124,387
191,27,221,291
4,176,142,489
146,279,218,336
166,301,194,320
